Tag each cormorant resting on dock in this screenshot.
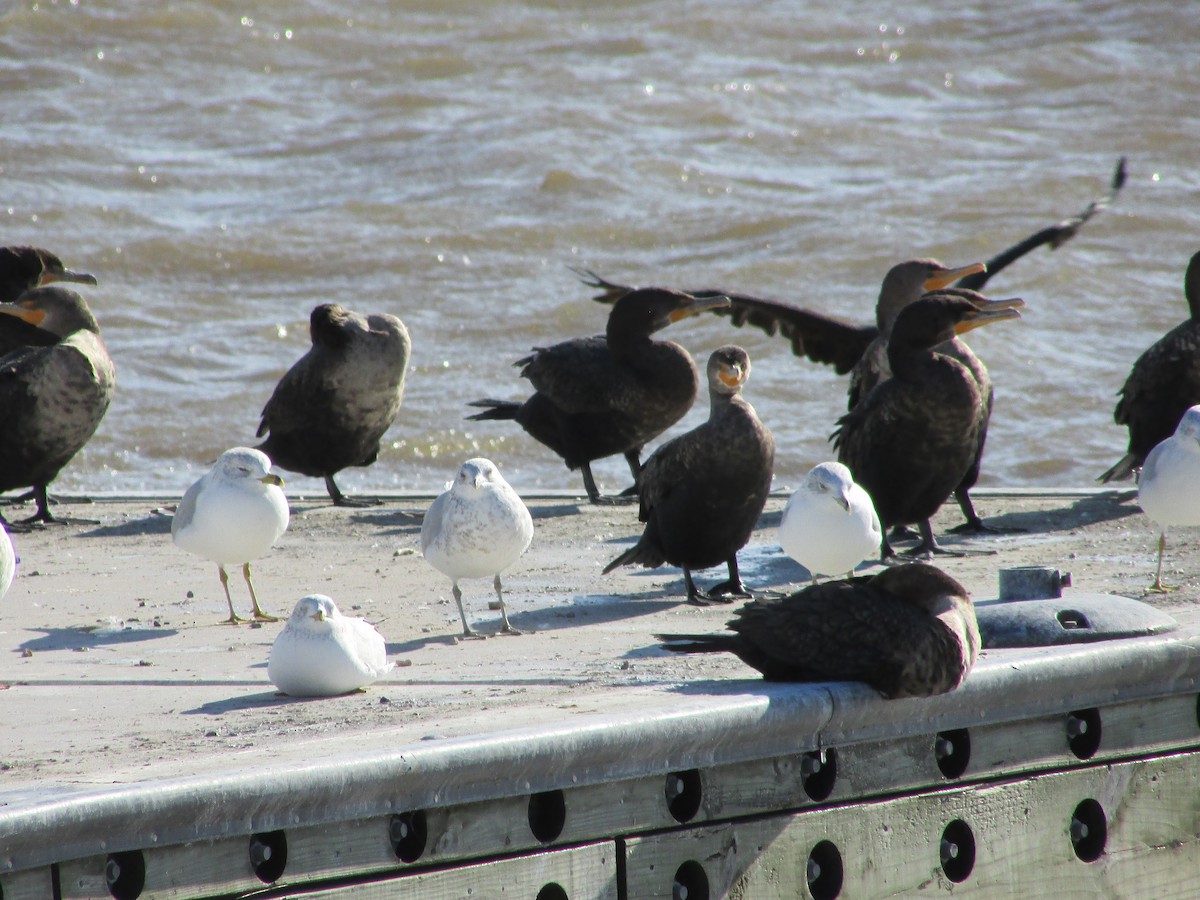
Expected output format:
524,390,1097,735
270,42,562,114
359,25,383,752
468,288,730,502
1100,250,1200,483
603,345,775,604
832,292,1023,559
256,303,411,507
657,563,980,698
0,288,116,527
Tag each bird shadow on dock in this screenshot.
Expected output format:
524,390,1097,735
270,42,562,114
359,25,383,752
76,510,174,538
17,624,179,654
181,690,331,716
970,491,1140,535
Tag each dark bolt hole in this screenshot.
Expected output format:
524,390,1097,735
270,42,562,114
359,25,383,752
940,819,976,883
934,728,971,779
664,768,703,824
528,789,567,844
1070,798,1107,862
248,830,288,884
105,850,145,900
535,884,569,900
1066,708,1102,760
801,748,838,802
1057,608,1090,630
389,810,429,863
806,839,844,899
671,860,709,900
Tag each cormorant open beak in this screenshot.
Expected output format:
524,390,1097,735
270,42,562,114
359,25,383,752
260,473,285,487
41,268,98,288
954,298,1025,335
718,361,746,388
669,293,732,323
925,261,986,292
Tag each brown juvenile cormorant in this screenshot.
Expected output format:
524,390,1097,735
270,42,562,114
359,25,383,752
833,292,1023,559
0,287,116,527
657,563,980,699
256,303,411,507
467,288,730,502
1100,250,1200,483
603,345,775,603
0,246,98,304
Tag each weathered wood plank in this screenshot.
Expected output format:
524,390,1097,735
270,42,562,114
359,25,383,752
0,867,53,900
289,841,617,899
624,751,1200,898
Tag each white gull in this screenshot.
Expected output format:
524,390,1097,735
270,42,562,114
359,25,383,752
778,461,882,583
268,594,394,696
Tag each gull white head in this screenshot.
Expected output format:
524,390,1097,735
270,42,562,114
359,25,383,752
287,593,339,631
803,461,858,511
453,457,504,493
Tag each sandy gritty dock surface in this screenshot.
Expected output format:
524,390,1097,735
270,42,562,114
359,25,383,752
3,486,1198,797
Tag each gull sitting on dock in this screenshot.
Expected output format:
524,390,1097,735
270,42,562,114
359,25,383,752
421,457,534,638
268,594,394,696
1137,404,1200,592
778,461,881,583
172,447,290,624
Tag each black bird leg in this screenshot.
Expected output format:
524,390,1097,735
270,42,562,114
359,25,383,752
688,558,752,605
325,474,381,508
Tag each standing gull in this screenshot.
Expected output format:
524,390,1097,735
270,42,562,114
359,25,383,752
256,303,411,506
172,447,290,624
0,287,116,526
657,563,980,699
1136,405,1200,592
468,287,730,502
603,346,775,604
421,457,534,637
268,594,394,696
778,461,881,583
1101,250,1200,482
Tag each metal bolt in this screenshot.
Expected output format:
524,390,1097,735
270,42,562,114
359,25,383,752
250,840,272,866
673,882,689,900
391,818,410,842
1070,818,1090,842
801,754,823,776
666,776,684,800
941,839,959,864
807,857,823,884
1067,716,1088,738
105,858,122,885
935,737,955,759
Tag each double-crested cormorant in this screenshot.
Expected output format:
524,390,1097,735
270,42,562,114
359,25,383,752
657,562,980,699
833,293,1023,559
0,245,97,304
172,447,290,624
0,287,116,526
1136,405,1200,592
467,288,730,502
1100,250,1200,483
778,461,881,583
256,303,411,507
421,457,534,637
268,595,394,697
603,345,775,604
578,157,1125,527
